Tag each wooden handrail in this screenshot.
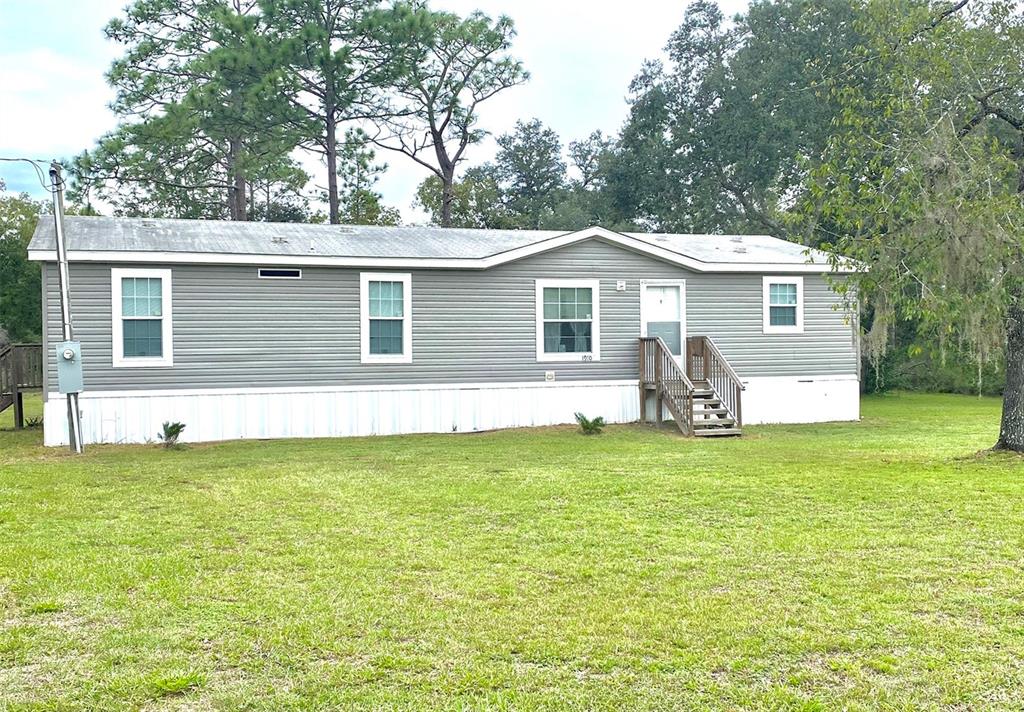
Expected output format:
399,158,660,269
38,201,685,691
703,338,743,385
640,337,698,389
0,354,10,395
686,336,744,427
639,336,695,435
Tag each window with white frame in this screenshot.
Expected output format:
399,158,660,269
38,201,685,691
762,276,804,334
360,272,412,363
111,268,173,367
535,279,601,361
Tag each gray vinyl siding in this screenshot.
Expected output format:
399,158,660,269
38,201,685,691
41,263,49,400
44,239,857,391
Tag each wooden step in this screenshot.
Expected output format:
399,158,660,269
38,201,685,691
694,407,729,416
694,418,735,428
692,389,715,398
694,427,742,437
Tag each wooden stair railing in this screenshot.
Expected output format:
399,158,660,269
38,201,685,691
639,336,695,435
0,346,13,414
686,336,744,429
640,336,744,437
1,343,44,429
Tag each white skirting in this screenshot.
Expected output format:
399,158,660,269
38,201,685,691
643,374,860,426
740,375,860,425
43,374,860,446
43,380,641,446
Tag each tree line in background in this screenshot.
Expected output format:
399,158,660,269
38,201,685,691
3,0,1023,448
68,0,528,227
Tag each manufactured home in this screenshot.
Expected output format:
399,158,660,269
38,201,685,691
28,218,859,446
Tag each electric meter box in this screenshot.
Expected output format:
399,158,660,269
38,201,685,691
56,341,84,394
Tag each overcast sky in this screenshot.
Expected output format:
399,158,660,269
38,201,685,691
0,0,747,221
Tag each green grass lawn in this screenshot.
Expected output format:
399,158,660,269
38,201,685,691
1,393,1022,710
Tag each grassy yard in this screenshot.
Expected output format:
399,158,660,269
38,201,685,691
1,393,1022,710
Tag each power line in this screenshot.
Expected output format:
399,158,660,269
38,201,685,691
0,157,63,193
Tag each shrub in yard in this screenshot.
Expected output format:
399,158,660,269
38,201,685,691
575,412,605,435
24,416,42,429
157,422,186,449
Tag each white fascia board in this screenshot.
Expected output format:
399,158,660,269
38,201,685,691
27,225,857,274
27,248,852,274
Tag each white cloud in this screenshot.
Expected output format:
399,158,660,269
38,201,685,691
0,46,116,198
0,48,116,158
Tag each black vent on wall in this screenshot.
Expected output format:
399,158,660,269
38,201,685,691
258,268,302,279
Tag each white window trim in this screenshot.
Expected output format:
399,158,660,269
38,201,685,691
111,267,174,368
640,279,687,361
762,275,804,334
360,272,412,364
535,278,601,363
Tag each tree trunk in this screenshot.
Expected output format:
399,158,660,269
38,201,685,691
227,138,247,221
325,94,340,224
233,170,247,222
995,290,1024,452
431,126,456,228
440,167,455,228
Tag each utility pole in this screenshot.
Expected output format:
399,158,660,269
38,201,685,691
49,162,84,454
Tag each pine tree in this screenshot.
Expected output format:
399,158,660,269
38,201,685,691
73,0,306,220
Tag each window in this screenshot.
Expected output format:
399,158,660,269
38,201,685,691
111,268,173,367
258,268,302,279
762,276,804,334
535,279,601,362
360,272,412,363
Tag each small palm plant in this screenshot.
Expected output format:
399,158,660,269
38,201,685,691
157,421,186,449
574,412,606,435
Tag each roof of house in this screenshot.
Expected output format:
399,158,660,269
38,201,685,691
28,216,847,273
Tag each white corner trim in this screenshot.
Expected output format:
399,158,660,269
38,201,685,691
360,271,413,364
535,278,601,363
762,275,804,334
27,226,856,274
111,267,173,368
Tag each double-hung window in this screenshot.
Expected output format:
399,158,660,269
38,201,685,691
111,268,173,367
535,279,601,362
360,272,412,363
762,276,804,334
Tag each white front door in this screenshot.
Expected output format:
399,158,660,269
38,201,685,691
641,281,686,364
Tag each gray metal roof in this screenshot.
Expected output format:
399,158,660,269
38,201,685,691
29,216,832,267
